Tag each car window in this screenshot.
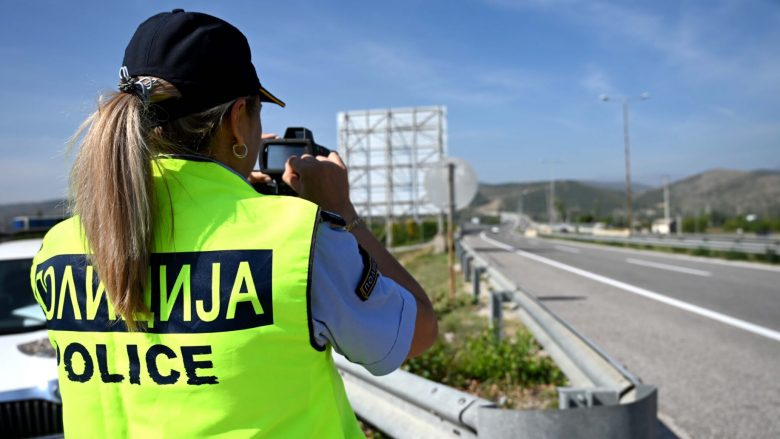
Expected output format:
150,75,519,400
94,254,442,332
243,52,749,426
0,258,44,334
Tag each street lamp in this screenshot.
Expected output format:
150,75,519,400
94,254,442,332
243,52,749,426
600,92,649,235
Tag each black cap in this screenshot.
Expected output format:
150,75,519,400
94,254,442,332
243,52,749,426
122,9,284,121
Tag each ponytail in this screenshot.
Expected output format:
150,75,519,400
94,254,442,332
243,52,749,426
70,92,153,330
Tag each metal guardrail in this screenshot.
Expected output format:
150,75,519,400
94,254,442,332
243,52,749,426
332,233,657,438
455,234,657,438
545,232,779,255
336,349,657,439
673,232,778,244
335,354,494,438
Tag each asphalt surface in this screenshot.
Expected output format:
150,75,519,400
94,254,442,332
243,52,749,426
463,229,780,439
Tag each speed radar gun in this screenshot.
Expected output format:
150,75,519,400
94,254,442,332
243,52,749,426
255,127,331,195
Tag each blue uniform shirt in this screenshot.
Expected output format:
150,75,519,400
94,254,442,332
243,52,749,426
310,225,417,376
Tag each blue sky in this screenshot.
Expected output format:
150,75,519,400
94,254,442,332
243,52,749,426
1,0,778,203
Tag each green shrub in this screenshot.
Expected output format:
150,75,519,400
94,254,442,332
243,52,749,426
433,291,473,317
421,221,438,240
405,219,419,242
725,250,748,261
405,328,565,389
682,215,709,233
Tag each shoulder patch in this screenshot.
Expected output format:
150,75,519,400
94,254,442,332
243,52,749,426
356,245,379,301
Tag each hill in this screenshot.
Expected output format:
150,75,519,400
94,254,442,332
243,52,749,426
470,180,625,221
470,169,780,221
635,169,780,217
582,180,654,194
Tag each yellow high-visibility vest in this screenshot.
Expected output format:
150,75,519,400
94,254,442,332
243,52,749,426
30,156,363,438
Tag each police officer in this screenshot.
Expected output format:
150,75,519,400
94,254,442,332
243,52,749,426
30,10,436,438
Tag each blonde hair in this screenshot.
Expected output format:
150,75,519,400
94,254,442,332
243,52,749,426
69,78,254,330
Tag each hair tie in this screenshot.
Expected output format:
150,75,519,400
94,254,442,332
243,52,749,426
118,66,157,103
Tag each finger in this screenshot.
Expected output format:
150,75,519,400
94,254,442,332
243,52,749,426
287,154,320,178
315,151,346,170
282,159,301,192
285,155,311,175
283,172,300,190
261,133,278,140
328,151,346,169
286,155,302,172
248,171,272,184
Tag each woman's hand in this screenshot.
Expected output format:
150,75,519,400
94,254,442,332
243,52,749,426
283,151,357,220
248,171,272,185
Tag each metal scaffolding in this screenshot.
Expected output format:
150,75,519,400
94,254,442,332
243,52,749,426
337,106,447,244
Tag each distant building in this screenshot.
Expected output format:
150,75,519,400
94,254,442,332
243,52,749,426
651,218,675,235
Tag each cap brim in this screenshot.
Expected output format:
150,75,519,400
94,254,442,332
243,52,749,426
259,85,285,108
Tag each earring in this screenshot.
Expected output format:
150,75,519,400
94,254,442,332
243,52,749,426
232,143,248,159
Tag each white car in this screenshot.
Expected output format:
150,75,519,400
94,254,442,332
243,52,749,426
0,238,62,438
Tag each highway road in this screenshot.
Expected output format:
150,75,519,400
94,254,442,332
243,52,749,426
462,228,780,439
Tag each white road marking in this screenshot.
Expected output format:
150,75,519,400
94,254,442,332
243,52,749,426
520,235,780,273
555,245,581,254
479,232,780,343
626,258,711,277
486,238,514,251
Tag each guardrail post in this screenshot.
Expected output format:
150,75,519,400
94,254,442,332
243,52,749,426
490,291,503,340
559,388,619,408
472,267,485,302
464,256,473,282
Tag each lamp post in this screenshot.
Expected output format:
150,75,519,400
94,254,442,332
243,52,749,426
600,92,649,236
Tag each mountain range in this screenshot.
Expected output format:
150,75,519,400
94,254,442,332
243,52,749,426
470,169,780,221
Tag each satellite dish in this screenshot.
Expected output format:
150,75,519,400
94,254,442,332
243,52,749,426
424,157,478,210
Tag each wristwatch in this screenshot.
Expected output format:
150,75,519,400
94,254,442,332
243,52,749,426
340,215,363,232
322,211,362,232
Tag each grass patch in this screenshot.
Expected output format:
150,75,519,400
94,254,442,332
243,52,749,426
398,249,565,410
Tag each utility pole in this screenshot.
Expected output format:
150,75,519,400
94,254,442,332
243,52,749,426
518,195,523,216
541,160,562,227
663,175,670,224
622,101,633,234
447,162,456,301
601,93,649,237
549,178,556,225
